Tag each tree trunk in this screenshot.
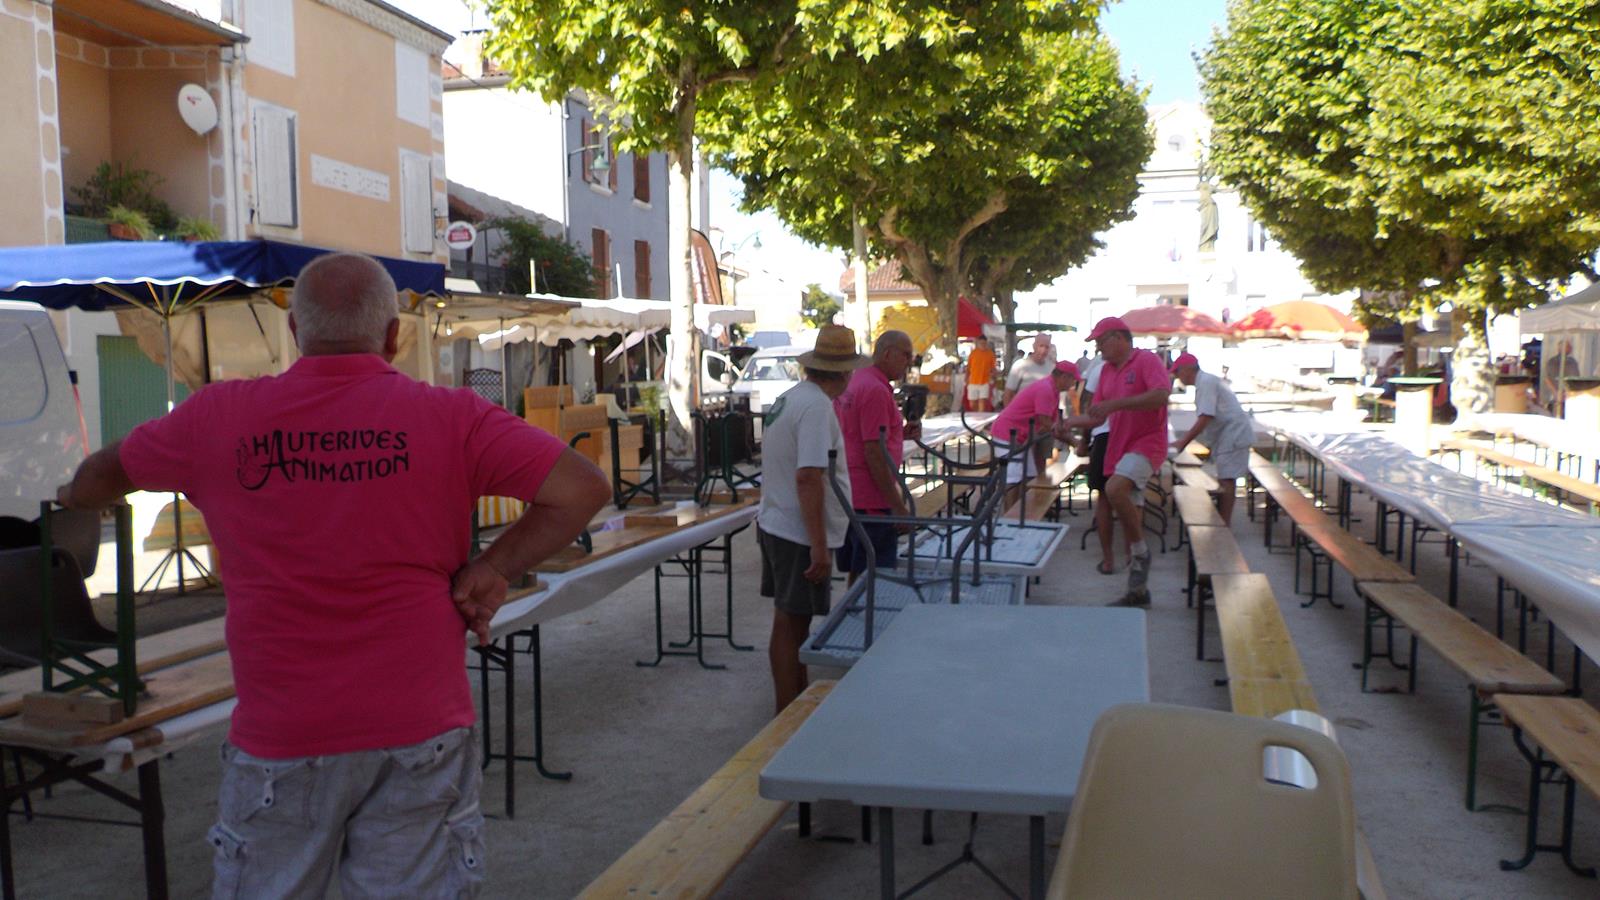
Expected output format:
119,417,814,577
1401,321,1418,376
994,288,1017,370
1451,308,1494,416
665,99,698,461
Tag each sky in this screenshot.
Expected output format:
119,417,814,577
388,0,1231,293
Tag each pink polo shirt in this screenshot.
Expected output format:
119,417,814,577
834,364,904,511
119,355,566,758
1096,348,1171,474
991,375,1060,445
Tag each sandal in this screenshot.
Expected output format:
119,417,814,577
1096,560,1115,575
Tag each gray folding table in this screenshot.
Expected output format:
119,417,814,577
764,604,1150,899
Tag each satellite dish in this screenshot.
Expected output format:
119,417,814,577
177,84,218,135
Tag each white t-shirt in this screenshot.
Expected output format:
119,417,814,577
1005,355,1056,394
1082,358,1111,438
757,380,852,548
1194,371,1254,452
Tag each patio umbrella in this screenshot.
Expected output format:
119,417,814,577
957,298,994,338
1119,305,1230,337
1232,300,1367,341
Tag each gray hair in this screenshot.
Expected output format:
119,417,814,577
291,253,398,353
873,329,912,360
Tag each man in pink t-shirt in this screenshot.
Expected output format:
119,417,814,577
1083,316,1171,607
991,361,1080,493
833,330,914,581
57,254,610,898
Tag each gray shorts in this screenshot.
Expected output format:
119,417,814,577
208,726,484,899
1111,452,1155,506
759,527,832,617
1211,445,1248,480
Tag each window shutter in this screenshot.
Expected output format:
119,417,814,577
253,106,297,227
592,228,610,296
607,141,618,191
633,154,650,203
401,152,434,253
634,240,651,299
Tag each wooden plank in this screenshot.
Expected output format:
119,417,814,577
1358,582,1565,695
1174,484,1224,528
1175,466,1220,493
0,617,227,718
1187,526,1249,577
21,691,125,727
1494,694,1600,804
1467,445,1600,507
577,681,836,900
1212,573,1318,713
0,653,234,748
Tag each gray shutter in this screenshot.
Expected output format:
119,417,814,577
253,106,297,227
402,153,434,253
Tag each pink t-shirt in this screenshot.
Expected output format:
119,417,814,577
991,375,1060,445
1097,348,1171,474
834,365,904,511
119,355,566,758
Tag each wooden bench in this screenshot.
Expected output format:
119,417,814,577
1488,694,1600,876
1354,581,1565,810
1442,440,1600,514
1002,454,1080,522
1173,484,1224,529
1174,465,1220,494
577,680,835,899
1187,525,1249,661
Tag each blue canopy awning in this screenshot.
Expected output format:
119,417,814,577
0,239,446,314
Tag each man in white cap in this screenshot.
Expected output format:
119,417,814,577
757,323,871,714
1170,353,1254,524
1083,316,1171,606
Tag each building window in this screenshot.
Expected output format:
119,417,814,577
1247,220,1269,252
245,0,295,76
252,103,298,227
582,121,617,190
592,228,611,297
395,42,430,128
400,150,434,254
634,240,651,298
634,154,650,204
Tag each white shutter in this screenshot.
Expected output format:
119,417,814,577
253,105,297,227
401,151,434,253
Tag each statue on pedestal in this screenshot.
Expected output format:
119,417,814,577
1197,180,1219,254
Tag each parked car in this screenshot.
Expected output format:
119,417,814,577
0,301,87,525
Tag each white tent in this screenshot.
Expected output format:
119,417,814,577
1521,282,1600,407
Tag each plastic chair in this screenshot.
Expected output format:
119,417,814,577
1052,703,1359,900
0,547,117,668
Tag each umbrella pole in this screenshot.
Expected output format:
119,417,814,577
499,317,509,410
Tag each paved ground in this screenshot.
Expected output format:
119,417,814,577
11,467,1600,898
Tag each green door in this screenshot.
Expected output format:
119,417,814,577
97,335,190,444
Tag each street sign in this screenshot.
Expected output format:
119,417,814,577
444,221,477,250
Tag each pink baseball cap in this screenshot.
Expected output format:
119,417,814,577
1053,360,1080,380
1087,316,1129,341
1170,352,1200,372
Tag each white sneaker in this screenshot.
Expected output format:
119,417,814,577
1128,549,1152,593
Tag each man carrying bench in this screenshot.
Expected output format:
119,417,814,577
1170,353,1254,524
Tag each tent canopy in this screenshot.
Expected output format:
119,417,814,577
1522,281,1600,334
0,239,446,313
1232,300,1365,341
1119,305,1229,337
957,298,994,338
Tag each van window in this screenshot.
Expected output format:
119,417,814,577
742,356,801,381
0,320,48,423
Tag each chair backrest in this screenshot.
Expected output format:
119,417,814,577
1054,703,1358,900
0,547,115,665
43,508,100,579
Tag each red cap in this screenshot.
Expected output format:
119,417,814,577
1170,352,1200,373
1053,360,1080,380
1087,316,1129,341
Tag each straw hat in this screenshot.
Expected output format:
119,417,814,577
799,324,871,372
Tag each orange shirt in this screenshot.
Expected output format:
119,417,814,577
967,346,996,386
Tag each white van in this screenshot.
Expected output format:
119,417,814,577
730,345,808,418
0,301,87,522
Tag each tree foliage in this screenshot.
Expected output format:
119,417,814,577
705,21,1147,353
800,283,842,328
490,216,597,298
1203,1,1600,320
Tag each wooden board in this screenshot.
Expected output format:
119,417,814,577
1494,694,1600,803
1187,525,1249,577
1211,573,1319,718
523,384,574,409
1174,484,1224,528
1358,582,1565,694
1175,466,1220,493
0,652,234,749
0,617,227,717
1469,446,1600,508
577,681,834,899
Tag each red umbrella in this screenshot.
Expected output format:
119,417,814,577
1119,305,1230,337
957,298,995,338
1232,300,1366,341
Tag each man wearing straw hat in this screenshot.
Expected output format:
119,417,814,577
757,324,870,713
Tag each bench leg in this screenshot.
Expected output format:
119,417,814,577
798,802,810,838
1500,728,1599,877
1466,691,1513,813
878,808,895,899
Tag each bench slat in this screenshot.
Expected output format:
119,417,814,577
1173,484,1224,528
577,680,836,900
1493,694,1600,803
1359,583,1565,695
1250,458,1413,584
1212,573,1319,718
1187,525,1249,577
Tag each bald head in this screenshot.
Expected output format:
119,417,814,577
873,329,914,380
291,253,399,357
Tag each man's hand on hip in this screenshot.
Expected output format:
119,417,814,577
451,558,510,646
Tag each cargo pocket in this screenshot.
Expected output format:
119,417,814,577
207,823,246,899
219,744,319,828
446,809,487,897
386,729,469,818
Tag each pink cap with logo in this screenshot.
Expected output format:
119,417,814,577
1170,352,1199,373
1087,316,1129,341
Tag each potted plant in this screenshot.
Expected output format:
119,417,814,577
176,216,220,242
105,205,154,241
